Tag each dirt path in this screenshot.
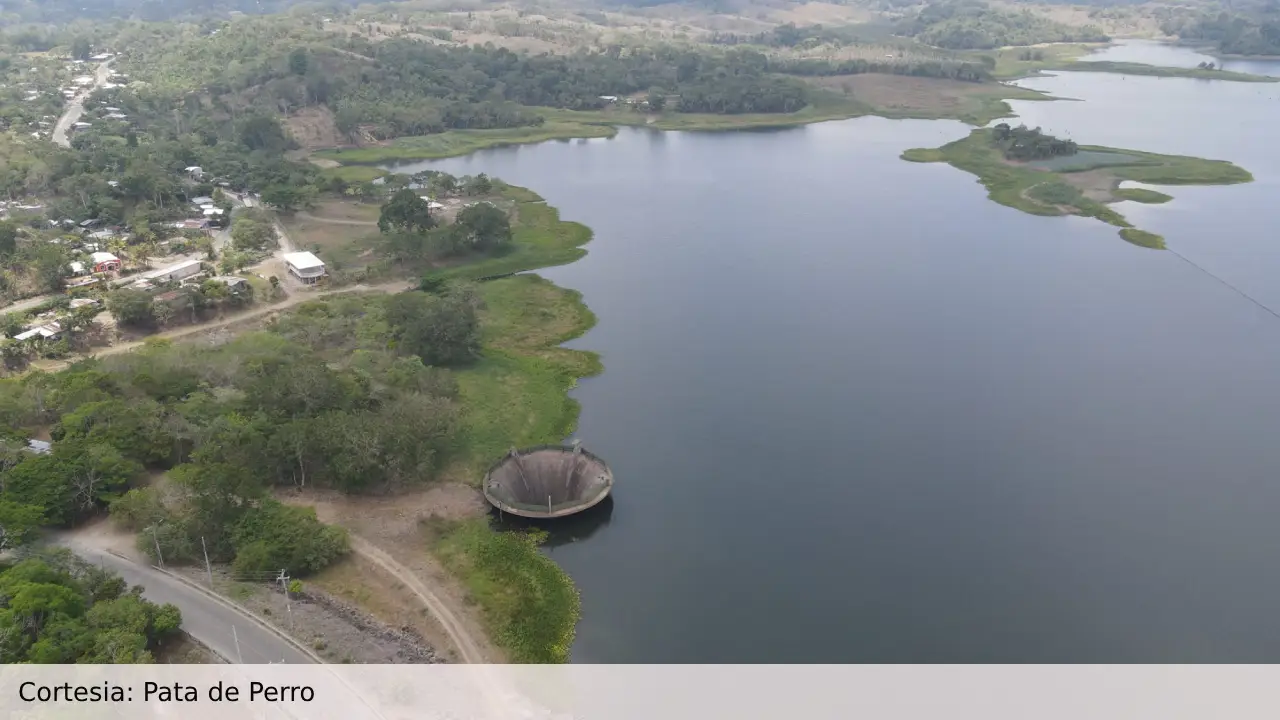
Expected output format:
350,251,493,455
296,211,377,227
28,281,411,372
1,293,56,317
52,59,112,148
345,535,487,665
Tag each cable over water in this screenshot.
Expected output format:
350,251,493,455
1165,246,1280,322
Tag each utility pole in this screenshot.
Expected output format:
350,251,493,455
150,524,164,569
276,568,294,632
201,536,214,589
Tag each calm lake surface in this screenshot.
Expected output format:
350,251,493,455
396,43,1280,662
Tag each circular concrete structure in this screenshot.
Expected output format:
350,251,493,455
483,444,614,518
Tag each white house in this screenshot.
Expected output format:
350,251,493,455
14,322,62,342
185,166,204,180
283,251,326,284
68,260,87,276
140,259,204,284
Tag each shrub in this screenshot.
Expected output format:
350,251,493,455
232,500,349,576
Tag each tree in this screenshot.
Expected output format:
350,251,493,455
385,291,481,367
0,500,44,552
289,48,309,76
71,37,91,61
378,189,435,235
106,290,156,329
238,115,288,152
648,90,667,111
0,222,16,258
231,215,276,250
232,500,348,576
461,174,493,196
0,555,181,664
454,202,512,253
33,245,69,294
261,184,310,212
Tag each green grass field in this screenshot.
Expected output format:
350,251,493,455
1053,60,1279,83
1114,187,1174,204
901,128,1252,243
1025,151,1143,171
428,518,580,664
1120,228,1167,249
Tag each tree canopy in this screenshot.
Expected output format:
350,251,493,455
0,551,181,664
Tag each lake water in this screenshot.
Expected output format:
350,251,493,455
395,43,1280,662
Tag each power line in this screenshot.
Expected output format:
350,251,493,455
1165,245,1280,322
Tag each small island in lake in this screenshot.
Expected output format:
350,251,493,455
902,126,1254,249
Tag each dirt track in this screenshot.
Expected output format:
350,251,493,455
346,535,488,665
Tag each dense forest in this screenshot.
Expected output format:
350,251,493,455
992,123,1079,160
0,277,487,572
899,0,1109,49
0,0,363,23
1161,10,1280,55
0,550,183,663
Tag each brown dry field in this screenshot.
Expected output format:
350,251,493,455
280,200,381,266
1060,168,1125,201
766,1,875,25
283,106,348,151
806,73,1028,115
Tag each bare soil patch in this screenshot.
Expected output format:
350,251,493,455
283,107,348,151
1060,168,1122,201
282,485,502,663
176,566,441,664
767,2,873,25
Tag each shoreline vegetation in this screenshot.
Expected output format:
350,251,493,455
429,185,600,663
901,128,1252,247
312,86,1055,166
312,46,1276,168
1048,60,1280,82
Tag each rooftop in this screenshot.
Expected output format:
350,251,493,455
283,251,325,270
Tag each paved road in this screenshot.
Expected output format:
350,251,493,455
62,541,315,664
1,293,56,316
52,60,112,148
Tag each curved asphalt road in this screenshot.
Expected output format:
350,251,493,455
64,542,315,664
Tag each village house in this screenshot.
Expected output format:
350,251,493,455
283,251,326,284
139,259,204,284
210,276,248,291
13,321,62,342
90,251,121,273
172,219,212,232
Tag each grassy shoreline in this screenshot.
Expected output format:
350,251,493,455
902,128,1252,246
311,84,1051,166
1048,60,1279,83
426,185,601,663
